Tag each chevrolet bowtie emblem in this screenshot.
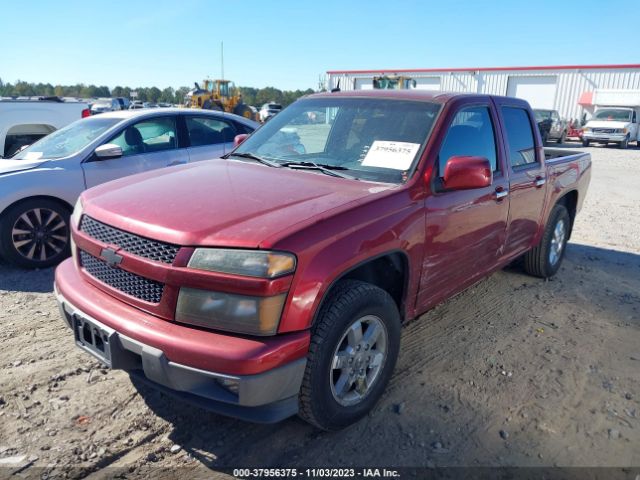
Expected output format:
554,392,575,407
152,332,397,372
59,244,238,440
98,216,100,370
100,248,123,268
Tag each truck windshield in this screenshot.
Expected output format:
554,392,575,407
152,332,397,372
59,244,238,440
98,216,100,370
235,97,441,183
534,110,552,121
11,117,119,160
593,109,632,122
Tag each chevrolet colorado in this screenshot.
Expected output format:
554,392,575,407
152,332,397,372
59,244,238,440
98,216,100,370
55,90,591,430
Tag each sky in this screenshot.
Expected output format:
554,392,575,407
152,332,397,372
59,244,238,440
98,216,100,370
1,0,636,92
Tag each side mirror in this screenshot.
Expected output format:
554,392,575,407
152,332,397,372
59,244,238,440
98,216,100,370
233,134,249,148
442,155,492,190
94,143,123,160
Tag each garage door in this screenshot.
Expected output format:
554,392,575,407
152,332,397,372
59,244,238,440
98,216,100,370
506,76,557,109
413,77,441,91
354,78,373,90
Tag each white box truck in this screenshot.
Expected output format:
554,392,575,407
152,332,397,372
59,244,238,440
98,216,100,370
0,97,90,158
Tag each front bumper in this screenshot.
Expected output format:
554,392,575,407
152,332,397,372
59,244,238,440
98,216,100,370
582,132,627,142
54,260,309,423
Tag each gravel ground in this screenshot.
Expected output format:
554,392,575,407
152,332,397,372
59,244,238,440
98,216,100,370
0,144,639,478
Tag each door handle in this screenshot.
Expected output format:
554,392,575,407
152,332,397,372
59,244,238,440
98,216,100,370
494,187,508,200
534,176,546,188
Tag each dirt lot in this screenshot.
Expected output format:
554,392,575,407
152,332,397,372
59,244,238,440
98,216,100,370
0,145,639,478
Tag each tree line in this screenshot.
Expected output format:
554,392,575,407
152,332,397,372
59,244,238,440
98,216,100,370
0,79,315,107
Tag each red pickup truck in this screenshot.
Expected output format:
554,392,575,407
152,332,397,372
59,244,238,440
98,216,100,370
54,90,591,430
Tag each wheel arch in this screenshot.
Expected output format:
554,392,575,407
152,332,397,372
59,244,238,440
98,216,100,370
311,250,411,328
0,195,73,220
555,190,578,238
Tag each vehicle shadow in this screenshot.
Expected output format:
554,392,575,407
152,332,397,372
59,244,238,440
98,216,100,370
0,260,55,293
132,242,640,470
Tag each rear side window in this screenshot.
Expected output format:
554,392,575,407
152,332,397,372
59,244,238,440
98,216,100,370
438,106,498,175
501,107,537,167
186,117,237,147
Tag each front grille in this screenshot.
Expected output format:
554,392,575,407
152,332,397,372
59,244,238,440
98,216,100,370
80,251,164,303
592,128,615,134
80,216,179,264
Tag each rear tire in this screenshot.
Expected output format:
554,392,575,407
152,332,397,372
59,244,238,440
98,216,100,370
298,280,401,431
233,104,253,120
0,198,71,269
523,204,570,278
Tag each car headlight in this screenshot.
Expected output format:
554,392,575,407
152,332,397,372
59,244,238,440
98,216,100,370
188,248,296,278
175,288,287,335
70,197,84,228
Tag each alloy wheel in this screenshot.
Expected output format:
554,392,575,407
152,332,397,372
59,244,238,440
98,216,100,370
11,208,69,262
330,315,388,406
549,218,566,266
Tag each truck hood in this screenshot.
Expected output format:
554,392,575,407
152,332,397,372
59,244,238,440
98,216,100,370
0,159,47,175
585,120,630,129
83,160,395,248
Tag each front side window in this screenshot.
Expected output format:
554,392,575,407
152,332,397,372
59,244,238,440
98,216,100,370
235,97,441,183
438,106,498,175
109,117,177,156
501,107,537,168
186,117,237,147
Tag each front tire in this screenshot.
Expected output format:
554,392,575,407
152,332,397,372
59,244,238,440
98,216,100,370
523,204,570,278
557,130,566,144
619,136,629,149
0,199,71,269
298,280,401,431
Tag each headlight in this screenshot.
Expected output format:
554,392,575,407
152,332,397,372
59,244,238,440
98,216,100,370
175,288,287,335
188,248,296,278
70,197,84,228
582,127,591,132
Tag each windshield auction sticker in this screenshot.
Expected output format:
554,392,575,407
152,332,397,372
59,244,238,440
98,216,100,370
361,141,420,170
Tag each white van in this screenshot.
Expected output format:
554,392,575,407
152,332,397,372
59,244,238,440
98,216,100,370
582,107,640,148
581,90,640,148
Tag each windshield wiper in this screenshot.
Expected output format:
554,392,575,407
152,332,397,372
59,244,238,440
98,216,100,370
225,152,281,168
280,160,353,179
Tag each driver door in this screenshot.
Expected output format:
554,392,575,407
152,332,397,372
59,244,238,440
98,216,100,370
82,116,186,188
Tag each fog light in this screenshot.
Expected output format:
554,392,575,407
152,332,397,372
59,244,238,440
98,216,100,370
216,377,240,395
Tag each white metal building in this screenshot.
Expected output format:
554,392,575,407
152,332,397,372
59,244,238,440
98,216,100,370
326,64,640,121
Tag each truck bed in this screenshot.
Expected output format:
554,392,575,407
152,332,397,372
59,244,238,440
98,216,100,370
544,148,588,163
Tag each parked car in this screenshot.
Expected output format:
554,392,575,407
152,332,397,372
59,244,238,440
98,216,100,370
582,107,640,148
259,102,282,122
55,90,591,430
0,97,90,158
0,109,257,268
129,101,144,110
91,99,122,115
533,109,568,144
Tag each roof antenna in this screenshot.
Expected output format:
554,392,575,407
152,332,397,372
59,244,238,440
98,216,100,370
331,79,341,93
